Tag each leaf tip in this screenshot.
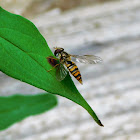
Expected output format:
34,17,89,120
98,120,104,127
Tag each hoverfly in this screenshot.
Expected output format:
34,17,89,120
47,47,102,84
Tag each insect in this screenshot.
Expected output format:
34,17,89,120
47,47,102,84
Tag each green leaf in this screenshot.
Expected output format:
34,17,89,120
0,7,103,126
0,93,57,130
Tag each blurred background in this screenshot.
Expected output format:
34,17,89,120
0,0,140,139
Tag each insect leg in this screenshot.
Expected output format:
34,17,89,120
46,56,59,60
47,63,59,72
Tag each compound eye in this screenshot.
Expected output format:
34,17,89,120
54,50,57,56
54,49,62,57
55,53,59,57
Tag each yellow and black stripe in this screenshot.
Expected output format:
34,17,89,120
65,61,83,84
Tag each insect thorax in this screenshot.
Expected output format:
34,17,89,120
61,51,71,61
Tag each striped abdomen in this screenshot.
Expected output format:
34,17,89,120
65,61,82,84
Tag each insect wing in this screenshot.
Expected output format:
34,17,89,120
56,64,68,81
71,55,102,64
47,56,58,67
